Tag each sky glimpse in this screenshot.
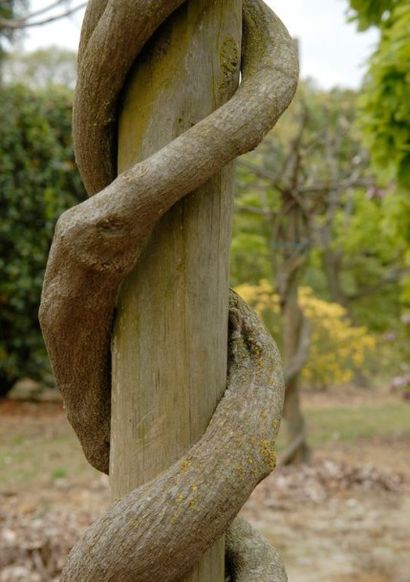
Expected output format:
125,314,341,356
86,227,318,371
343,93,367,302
21,0,379,90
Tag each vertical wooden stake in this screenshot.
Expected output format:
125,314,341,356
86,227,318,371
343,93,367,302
110,1,242,580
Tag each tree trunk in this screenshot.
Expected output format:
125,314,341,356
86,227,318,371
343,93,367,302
323,247,349,309
277,195,310,465
281,281,310,465
110,2,242,580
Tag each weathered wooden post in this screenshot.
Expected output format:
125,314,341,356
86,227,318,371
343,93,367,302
111,2,242,578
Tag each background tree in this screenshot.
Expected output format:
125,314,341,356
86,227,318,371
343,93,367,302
348,0,410,392
0,1,82,83
351,2,409,182
3,47,76,89
0,1,86,31
0,0,27,68
231,83,403,462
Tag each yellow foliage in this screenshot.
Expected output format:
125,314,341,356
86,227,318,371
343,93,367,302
235,281,376,388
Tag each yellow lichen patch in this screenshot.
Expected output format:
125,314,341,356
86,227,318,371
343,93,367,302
235,464,245,476
259,439,277,471
218,36,240,101
170,513,178,525
180,459,192,472
129,517,140,529
272,418,281,433
171,503,184,524
188,484,200,508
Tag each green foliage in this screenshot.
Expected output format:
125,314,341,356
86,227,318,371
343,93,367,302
0,83,85,390
331,189,406,330
51,467,68,480
298,402,410,448
234,84,406,313
348,0,410,323
230,231,271,287
0,1,16,61
356,4,410,188
232,83,408,384
348,0,399,30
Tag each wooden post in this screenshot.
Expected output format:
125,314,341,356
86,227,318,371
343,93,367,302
110,1,242,580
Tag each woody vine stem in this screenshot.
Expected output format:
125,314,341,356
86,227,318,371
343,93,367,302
39,0,298,580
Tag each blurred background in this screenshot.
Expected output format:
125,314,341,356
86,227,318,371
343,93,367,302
0,1,409,581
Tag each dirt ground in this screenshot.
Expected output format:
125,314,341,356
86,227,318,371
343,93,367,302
0,389,409,581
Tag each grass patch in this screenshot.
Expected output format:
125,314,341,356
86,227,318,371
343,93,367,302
277,403,410,450
51,467,68,479
1,400,409,490
0,418,98,491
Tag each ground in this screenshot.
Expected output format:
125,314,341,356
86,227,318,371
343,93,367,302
0,386,409,581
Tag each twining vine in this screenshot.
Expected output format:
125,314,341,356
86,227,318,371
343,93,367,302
39,0,298,579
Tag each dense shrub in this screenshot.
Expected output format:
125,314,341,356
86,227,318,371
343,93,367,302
0,84,85,395
236,281,376,389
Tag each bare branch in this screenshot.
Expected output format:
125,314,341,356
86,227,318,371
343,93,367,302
238,159,285,192
20,0,69,20
288,101,309,191
0,2,86,30
298,177,373,195
279,428,308,467
284,316,310,385
236,204,274,219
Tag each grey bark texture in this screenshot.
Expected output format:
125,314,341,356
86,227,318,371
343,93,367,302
39,0,298,579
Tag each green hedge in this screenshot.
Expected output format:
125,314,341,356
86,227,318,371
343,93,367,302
0,83,85,394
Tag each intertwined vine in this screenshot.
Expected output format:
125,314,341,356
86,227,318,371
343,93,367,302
39,0,298,579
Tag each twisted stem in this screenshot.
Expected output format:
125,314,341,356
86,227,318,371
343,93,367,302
39,0,298,579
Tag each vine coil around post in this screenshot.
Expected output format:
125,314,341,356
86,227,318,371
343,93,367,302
39,1,299,579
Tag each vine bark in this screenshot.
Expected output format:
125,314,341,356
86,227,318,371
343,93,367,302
39,0,298,579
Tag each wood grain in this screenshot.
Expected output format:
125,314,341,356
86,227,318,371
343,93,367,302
110,1,242,579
